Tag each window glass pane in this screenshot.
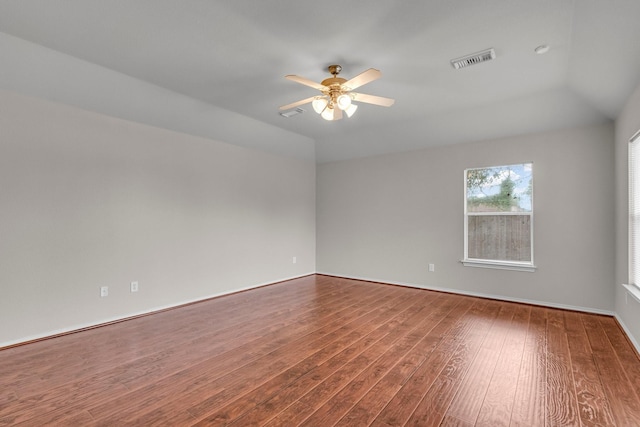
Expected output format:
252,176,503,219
468,215,532,262
467,164,532,213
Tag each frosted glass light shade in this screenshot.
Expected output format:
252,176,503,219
336,94,352,110
312,97,329,114
321,106,336,120
345,103,358,118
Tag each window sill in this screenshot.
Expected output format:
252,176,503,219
461,259,537,272
622,284,640,303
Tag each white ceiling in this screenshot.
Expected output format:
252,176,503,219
1,0,639,163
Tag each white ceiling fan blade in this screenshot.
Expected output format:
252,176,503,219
285,75,326,91
352,92,395,107
344,68,381,90
279,96,317,111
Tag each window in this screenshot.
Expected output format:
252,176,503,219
627,130,640,301
463,163,535,272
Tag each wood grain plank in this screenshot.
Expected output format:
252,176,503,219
391,300,503,426
300,294,463,426
89,284,409,424
509,305,547,427
583,314,640,425
173,289,425,425
0,378,128,425
440,414,475,427
545,309,580,426
114,280,393,391
369,298,490,426
225,308,411,427
442,302,518,425
0,392,17,410
14,409,96,427
262,290,438,426
563,311,616,426
475,304,530,427
335,295,476,427
598,316,640,393
201,292,452,426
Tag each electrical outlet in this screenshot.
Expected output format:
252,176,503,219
130,281,139,293
429,263,435,272
293,256,297,264
100,286,108,297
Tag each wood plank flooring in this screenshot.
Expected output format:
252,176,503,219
1,274,640,426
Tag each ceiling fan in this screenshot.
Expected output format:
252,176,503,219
279,64,395,121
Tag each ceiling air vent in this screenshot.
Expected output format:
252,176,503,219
279,107,305,118
450,48,496,69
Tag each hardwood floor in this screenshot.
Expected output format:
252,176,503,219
1,274,639,426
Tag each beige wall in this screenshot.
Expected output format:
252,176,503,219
318,123,615,312
0,90,316,346
615,81,640,349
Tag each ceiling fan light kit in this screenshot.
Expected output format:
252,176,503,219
312,97,329,114
345,103,357,118
336,93,352,110
280,64,395,121
321,106,340,121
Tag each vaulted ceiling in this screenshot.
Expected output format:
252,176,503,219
1,1,639,162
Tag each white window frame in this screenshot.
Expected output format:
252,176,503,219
462,163,536,272
626,129,640,302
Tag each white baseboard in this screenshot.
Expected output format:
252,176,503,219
1,272,315,349
614,314,640,356
316,272,615,316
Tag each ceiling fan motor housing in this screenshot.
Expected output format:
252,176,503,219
320,77,347,87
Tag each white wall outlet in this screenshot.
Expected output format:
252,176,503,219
293,256,297,264
100,286,109,297
130,281,139,293
429,263,435,272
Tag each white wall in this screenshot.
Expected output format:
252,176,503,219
317,123,615,312
0,89,316,347
615,81,640,349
